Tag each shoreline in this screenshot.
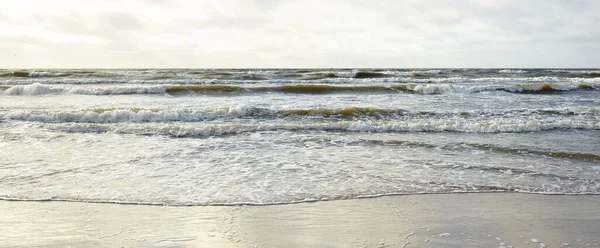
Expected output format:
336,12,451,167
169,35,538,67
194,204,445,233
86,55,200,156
0,191,599,207
2,193,599,247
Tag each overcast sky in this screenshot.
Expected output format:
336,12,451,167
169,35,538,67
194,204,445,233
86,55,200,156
1,0,599,68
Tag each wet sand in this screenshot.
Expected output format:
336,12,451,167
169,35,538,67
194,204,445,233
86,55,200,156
1,193,599,248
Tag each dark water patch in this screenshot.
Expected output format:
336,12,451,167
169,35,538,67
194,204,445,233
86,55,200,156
161,83,597,96
457,165,580,181
466,143,600,162
577,84,596,90
410,73,430,79
356,138,600,162
274,84,388,93
498,83,597,94
2,71,73,78
165,84,401,95
514,83,558,94
165,85,245,94
352,71,389,79
146,75,177,80
278,107,408,118
185,71,207,75
302,72,339,80
9,71,30,77
563,72,600,78
410,73,448,79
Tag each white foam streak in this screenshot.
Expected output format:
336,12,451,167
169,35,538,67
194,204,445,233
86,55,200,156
2,83,167,96
499,69,527,74
27,71,71,77
7,106,258,123
6,106,598,124
49,120,600,135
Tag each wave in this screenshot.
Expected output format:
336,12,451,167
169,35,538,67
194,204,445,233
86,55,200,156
6,106,598,124
352,71,389,79
1,83,166,95
361,139,600,162
174,83,597,95
2,83,597,96
3,69,600,83
1,83,64,95
6,106,265,123
2,107,423,123
499,69,527,74
164,85,245,93
497,83,596,93
302,72,339,80
3,73,600,86
563,72,600,78
0,71,71,78
40,118,600,137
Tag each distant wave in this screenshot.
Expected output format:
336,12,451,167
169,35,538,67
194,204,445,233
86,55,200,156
3,69,600,82
499,69,527,74
563,72,600,78
1,83,166,95
3,73,600,86
301,72,339,80
0,71,71,78
352,71,389,79
1,83,597,96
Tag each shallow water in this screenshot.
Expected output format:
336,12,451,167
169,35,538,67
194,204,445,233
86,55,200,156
1,68,599,205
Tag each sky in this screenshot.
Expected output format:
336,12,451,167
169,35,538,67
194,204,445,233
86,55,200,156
1,0,599,68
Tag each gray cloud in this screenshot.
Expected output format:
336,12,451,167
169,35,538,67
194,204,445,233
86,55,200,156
0,0,598,68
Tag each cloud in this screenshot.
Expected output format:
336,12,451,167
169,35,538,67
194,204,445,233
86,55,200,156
0,0,598,68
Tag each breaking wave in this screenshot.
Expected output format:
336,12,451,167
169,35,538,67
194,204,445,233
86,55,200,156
564,72,600,78
499,69,527,74
1,83,166,95
42,119,600,136
0,71,71,78
1,83,597,96
5,106,598,123
2,69,600,84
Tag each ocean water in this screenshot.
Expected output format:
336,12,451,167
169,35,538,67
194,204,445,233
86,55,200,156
0,68,599,205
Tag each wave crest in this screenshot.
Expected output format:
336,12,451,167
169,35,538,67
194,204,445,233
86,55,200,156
41,119,600,136
1,83,597,96
8,106,597,124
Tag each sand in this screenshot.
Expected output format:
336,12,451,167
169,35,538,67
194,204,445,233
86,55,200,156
1,193,599,248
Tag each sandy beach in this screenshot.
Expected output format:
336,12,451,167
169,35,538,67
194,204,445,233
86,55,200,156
1,193,599,248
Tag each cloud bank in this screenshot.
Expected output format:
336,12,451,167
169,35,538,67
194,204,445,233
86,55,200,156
1,0,598,68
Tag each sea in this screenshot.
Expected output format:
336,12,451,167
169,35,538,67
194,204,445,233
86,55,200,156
0,68,599,206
